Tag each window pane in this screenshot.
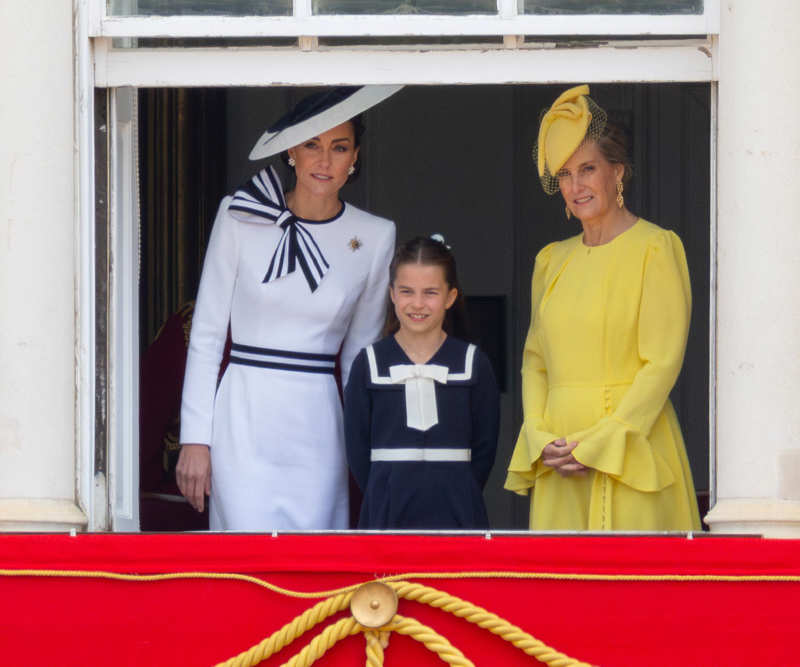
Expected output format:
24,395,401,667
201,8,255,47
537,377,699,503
108,0,291,16
522,0,702,14
319,35,502,46
313,0,496,15
112,37,298,47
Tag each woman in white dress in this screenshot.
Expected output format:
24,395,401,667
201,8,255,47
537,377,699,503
176,86,401,530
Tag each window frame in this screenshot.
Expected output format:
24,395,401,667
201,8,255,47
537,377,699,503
78,0,720,531
93,0,720,38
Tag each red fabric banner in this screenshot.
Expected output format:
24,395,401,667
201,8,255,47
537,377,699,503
1,533,798,666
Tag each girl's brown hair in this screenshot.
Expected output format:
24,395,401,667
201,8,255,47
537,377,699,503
383,236,470,340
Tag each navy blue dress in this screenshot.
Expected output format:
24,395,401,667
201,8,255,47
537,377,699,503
344,335,499,530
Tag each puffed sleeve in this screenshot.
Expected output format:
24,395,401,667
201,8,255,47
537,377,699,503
504,242,561,495
470,349,500,489
339,221,396,387
179,198,238,445
344,348,372,492
568,230,690,491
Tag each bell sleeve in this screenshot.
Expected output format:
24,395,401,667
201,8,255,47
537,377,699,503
344,349,373,492
505,243,561,494
339,221,395,387
179,198,239,446
470,349,500,489
568,230,691,492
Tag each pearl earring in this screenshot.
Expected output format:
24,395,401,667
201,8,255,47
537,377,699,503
348,165,355,176
288,156,296,167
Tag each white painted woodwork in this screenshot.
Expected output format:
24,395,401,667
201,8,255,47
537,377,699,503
108,87,142,531
706,0,800,537
91,13,719,38
94,40,715,88
0,0,87,531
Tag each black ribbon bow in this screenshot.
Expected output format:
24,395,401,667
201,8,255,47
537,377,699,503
228,167,330,292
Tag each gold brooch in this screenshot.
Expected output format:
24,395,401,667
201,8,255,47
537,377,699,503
348,237,362,251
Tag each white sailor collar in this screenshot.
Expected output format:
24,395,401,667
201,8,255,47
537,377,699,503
364,338,478,390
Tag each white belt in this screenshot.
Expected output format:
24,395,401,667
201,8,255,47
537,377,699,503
370,448,471,462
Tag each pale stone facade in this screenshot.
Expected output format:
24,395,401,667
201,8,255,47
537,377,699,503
0,1,86,531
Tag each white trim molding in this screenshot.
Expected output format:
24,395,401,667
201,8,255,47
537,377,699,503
0,499,88,533
93,13,720,38
94,40,715,88
76,0,99,529
705,499,800,539
108,87,141,532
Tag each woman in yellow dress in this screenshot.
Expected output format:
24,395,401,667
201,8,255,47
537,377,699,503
505,85,701,531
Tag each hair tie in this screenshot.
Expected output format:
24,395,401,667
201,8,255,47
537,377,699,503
430,233,452,250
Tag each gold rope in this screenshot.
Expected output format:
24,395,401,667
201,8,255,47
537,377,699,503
211,582,593,667
389,581,590,667
364,629,385,667
3,568,800,595
275,614,475,667
3,567,798,667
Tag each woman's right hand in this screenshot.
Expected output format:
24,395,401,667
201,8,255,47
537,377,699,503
176,444,211,512
542,438,589,477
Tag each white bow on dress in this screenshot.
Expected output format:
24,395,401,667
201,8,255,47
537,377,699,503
389,364,449,431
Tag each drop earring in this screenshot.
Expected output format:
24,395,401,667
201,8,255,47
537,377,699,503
565,205,571,221
347,164,355,176
616,181,624,209
288,156,296,167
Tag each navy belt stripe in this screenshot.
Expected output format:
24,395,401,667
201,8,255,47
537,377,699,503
229,356,335,375
230,342,336,362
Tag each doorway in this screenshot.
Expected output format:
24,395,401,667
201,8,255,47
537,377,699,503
137,84,710,531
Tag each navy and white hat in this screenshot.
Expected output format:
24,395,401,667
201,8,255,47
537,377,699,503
249,85,403,161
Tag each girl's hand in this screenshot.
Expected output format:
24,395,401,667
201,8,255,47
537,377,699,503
542,439,589,477
176,444,211,512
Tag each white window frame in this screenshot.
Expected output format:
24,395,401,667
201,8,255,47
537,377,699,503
92,0,719,38
78,0,720,530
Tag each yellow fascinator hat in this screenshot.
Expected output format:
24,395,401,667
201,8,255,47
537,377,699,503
533,84,607,195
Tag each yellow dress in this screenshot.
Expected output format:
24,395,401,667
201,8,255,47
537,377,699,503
505,219,701,531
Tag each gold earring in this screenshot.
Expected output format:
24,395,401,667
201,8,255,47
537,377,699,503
616,181,624,209
565,205,571,221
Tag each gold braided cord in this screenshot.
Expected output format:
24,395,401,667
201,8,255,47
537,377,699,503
5,567,797,667
208,579,590,667
217,612,475,667
0,569,342,598
280,616,362,667
364,630,385,667
3,568,800,596
388,582,591,667
379,614,474,666
214,591,353,667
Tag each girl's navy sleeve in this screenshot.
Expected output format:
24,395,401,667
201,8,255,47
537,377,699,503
470,349,500,489
344,348,372,492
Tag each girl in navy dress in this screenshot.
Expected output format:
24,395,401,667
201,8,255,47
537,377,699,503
344,236,499,530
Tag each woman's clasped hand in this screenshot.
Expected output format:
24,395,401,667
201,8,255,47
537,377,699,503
541,439,588,478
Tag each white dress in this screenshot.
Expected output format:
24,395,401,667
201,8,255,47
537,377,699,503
180,168,395,531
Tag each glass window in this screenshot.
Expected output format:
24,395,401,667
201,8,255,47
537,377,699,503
522,0,703,14
313,0,497,15
108,0,292,16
